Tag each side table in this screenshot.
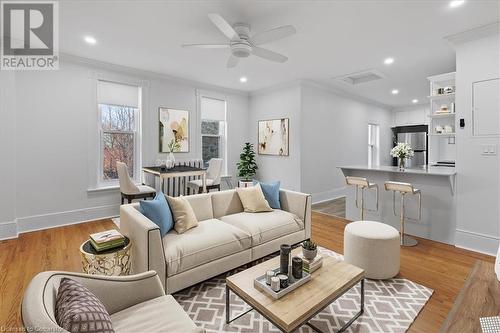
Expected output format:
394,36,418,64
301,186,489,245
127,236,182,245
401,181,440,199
80,236,131,276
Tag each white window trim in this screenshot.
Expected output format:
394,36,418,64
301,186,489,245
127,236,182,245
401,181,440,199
88,71,148,191
196,90,228,174
368,123,380,167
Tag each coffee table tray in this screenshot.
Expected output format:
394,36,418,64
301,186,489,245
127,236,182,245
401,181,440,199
254,267,311,299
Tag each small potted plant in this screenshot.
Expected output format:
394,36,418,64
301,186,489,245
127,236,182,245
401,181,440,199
302,240,318,261
391,142,414,171
237,142,258,187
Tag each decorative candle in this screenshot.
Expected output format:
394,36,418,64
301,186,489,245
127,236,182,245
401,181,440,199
277,274,289,289
270,276,280,291
292,256,303,279
265,270,275,285
280,244,292,275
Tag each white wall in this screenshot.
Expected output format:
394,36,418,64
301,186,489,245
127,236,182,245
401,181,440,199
1,58,249,239
249,83,302,191
0,71,17,238
301,82,393,202
248,81,393,201
453,30,500,255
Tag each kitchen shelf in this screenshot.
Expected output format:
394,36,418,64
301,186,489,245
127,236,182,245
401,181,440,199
429,113,456,118
429,133,456,137
427,93,456,100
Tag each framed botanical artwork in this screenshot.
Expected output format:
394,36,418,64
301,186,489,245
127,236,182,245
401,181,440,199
159,107,189,152
258,118,289,156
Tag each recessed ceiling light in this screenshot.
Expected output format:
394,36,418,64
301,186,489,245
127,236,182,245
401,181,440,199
391,89,399,95
412,99,419,104
84,36,97,45
239,76,247,83
384,57,394,65
449,0,465,8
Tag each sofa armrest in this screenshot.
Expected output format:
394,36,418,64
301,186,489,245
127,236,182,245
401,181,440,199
120,204,167,289
279,189,312,239
22,271,165,332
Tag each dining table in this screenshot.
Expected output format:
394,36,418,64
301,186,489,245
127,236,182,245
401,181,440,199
142,165,207,194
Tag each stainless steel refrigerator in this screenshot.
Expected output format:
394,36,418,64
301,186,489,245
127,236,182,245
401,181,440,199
396,132,427,168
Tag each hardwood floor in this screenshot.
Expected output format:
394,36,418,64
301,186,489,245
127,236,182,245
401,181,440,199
0,213,494,332
312,197,346,218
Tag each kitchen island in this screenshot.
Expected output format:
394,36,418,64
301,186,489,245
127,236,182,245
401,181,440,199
339,165,457,245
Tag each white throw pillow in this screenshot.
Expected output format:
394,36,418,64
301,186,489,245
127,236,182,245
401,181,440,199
167,196,199,234
236,183,273,213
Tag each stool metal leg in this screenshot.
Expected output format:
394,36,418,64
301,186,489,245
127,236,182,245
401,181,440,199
400,194,418,247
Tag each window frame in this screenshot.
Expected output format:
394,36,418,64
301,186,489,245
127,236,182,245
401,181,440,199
368,123,380,166
198,93,227,173
98,103,140,185
96,79,143,188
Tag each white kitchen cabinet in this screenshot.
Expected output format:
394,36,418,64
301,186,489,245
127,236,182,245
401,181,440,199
393,108,428,127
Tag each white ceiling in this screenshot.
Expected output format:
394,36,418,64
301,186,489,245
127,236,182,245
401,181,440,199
59,0,500,107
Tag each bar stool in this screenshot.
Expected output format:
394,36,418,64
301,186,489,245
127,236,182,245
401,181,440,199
345,176,379,220
384,181,422,247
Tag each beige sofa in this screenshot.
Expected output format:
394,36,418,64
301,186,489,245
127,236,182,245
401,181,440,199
22,271,204,333
120,189,311,294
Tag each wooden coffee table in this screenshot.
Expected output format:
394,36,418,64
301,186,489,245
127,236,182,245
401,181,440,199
226,248,365,332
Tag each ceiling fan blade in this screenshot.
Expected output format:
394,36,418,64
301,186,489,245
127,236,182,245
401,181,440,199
251,25,296,45
208,13,239,41
252,47,288,63
182,44,229,49
227,55,239,68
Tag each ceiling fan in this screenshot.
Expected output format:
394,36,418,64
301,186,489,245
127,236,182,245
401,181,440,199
182,13,296,68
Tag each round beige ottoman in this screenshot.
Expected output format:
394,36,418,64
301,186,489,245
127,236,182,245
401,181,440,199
344,220,400,279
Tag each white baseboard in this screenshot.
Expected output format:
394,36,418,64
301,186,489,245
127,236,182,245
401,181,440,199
15,204,120,236
311,187,346,204
0,220,18,240
455,228,499,256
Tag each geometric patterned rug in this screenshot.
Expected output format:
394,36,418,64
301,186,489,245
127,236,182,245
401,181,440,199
174,247,433,333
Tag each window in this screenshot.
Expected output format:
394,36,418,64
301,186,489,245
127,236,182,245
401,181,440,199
200,96,226,169
368,123,380,166
97,80,141,184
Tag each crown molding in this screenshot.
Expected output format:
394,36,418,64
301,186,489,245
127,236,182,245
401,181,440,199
60,53,250,97
444,21,500,45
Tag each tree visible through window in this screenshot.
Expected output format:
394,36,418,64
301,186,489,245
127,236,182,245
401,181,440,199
100,104,138,180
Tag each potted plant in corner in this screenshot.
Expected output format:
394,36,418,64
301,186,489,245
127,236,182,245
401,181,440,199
237,142,258,188
302,240,318,261
391,142,414,171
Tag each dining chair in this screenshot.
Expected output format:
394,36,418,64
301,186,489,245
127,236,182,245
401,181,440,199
187,158,223,194
117,161,156,204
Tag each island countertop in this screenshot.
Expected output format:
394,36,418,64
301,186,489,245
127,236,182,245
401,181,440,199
338,165,456,176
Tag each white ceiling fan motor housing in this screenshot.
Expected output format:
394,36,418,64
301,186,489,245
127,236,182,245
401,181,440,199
231,23,252,58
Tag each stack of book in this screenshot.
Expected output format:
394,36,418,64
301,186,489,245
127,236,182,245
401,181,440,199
90,229,125,252
298,254,323,273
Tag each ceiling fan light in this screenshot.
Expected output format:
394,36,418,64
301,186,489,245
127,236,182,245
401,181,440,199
231,42,252,58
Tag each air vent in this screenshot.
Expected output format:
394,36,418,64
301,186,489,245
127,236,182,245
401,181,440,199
334,69,386,85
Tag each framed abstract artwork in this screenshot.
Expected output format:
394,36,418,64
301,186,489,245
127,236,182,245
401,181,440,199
159,107,189,152
258,118,289,156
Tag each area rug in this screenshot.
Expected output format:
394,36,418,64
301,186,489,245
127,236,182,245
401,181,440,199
173,247,433,333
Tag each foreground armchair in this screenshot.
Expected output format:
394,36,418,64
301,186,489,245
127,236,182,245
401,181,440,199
22,270,204,333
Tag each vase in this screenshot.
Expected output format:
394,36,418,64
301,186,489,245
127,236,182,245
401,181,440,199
280,244,291,275
302,247,317,261
398,157,406,171
238,180,253,188
166,151,175,169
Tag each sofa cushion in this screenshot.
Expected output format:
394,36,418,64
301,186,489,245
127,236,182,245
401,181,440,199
139,192,173,237
184,193,214,221
110,295,203,333
55,277,115,333
220,210,304,246
253,180,281,209
167,196,199,234
163,219,252,276
211,190,244,218
236,184,273,213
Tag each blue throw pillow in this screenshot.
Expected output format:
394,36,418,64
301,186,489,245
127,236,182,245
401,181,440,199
253,180,281,209
139,192,173,237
